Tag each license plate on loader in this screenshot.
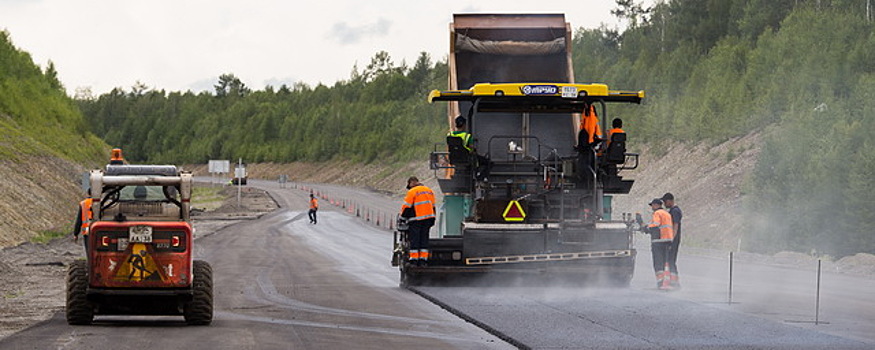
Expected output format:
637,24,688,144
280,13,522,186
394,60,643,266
129,226,153,243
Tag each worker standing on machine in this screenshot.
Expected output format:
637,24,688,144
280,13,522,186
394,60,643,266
645,198,674,290
577,104,603,185
308,193,318,224
400,177,436,266
662,193,683,288
72,188,93,253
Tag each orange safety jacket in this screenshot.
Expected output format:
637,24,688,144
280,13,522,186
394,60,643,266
579,105,603,144
79,198,93,235
309,198,318,210
608,127,625,140
648,208,674,242
400,185,436,221
607,127,625,148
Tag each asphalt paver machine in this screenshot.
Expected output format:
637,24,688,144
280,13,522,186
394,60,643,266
392,14,645,287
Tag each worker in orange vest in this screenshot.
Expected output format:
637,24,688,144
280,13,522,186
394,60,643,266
645,198,675,290
308,193,318,224
579,104,603,145
400,176,436,266
577,104,603,186
73,189,93,252
607,118,625,147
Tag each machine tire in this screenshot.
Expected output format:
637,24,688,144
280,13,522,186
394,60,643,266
66,260,94,325
184,260,213,325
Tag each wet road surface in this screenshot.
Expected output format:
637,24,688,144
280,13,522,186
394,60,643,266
2,179,873,349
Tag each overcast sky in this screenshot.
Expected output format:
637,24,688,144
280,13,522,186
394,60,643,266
0,1,633,96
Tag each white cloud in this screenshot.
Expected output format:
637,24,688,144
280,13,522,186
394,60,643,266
328,18,392,45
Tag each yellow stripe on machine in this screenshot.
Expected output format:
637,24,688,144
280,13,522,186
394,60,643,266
428,82,644,103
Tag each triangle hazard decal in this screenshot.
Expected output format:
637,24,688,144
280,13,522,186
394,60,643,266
502,200,526,222
114,243,167,282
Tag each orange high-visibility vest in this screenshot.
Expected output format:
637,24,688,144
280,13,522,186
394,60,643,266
400,185,435,221
579,105,602,144
607,127,625,147
648,208,674,242
309,198,318,209
79,198,93,235
608,127,625,140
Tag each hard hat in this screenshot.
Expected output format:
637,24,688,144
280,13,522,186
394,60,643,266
454,115,466,128
648,198,663,206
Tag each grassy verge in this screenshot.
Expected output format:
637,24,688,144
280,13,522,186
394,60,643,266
192,185,224,211
30,229,67,244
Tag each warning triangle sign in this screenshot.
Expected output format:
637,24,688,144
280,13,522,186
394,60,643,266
502,200,526,222
114,243,166,282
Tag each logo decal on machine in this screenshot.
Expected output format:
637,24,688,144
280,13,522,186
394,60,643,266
521,85,558,95
114,243,166,282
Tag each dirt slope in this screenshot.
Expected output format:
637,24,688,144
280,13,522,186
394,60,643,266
0,158,89,247
613,131,762,251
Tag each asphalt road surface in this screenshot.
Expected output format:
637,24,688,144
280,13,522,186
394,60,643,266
2,179,873,349
0,180,511,350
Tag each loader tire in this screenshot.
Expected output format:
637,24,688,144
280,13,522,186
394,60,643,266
184,260,213,325
66,260,94,325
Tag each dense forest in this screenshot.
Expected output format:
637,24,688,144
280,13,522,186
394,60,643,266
573,0,875,258
78,52,448,164
76,0,875,257
0,31,105,164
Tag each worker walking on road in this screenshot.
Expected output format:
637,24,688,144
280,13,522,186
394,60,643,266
663,193,683,288
308,193,318,224
72,189,93,252
645,198,675,290
400,176,436,266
